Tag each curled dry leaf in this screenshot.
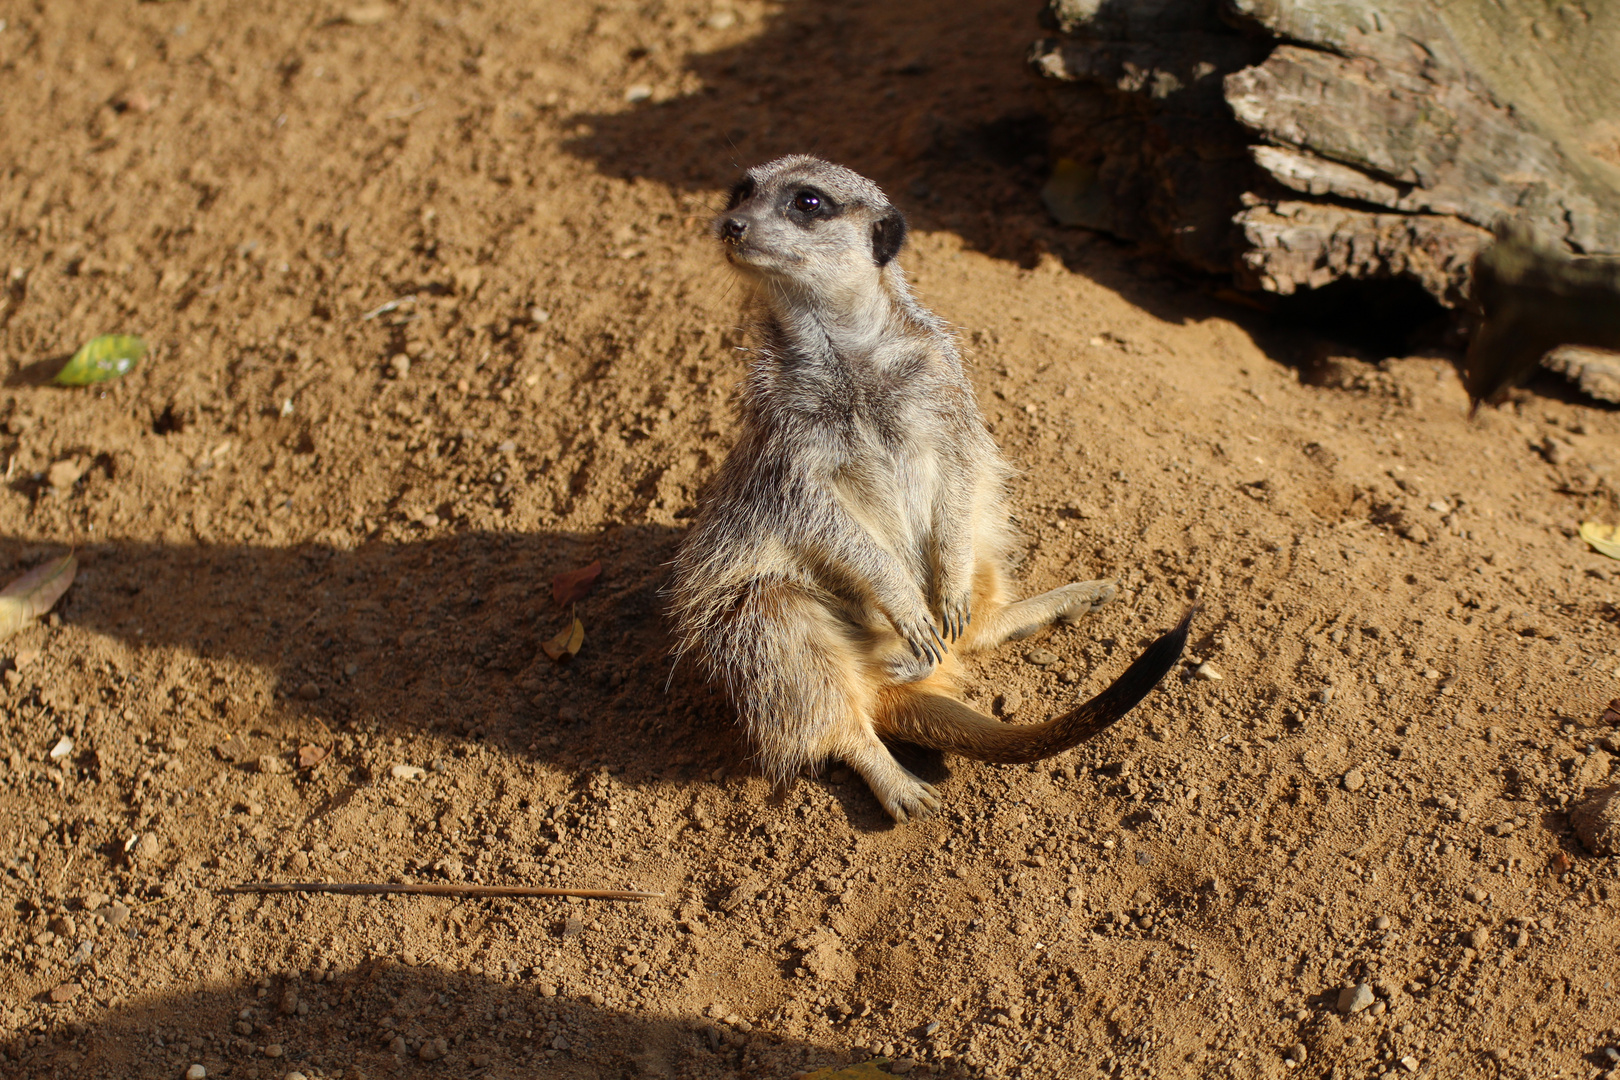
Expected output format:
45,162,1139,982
55,334,146,386
298,744,331,769
0,553,77,641
552,560,602,606
542,617,585,662
1579,521,1620,560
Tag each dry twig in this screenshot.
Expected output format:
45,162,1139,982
223,881,662,901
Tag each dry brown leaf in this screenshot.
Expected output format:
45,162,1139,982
0,553,77,641
552,560,602,606
542,617,584,662
298,744,331,769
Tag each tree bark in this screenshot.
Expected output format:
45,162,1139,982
1031,0,1620,304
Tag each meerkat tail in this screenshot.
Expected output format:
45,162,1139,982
875,607,1197,764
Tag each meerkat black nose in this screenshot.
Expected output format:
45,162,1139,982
721,217,748,242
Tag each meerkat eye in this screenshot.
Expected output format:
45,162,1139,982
791,191,821,214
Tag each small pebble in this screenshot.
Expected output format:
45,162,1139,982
1337,982,1375,1014
418,1037,448,1061
1342,769,1365,792
1372,915,1390,931
1287,1043,1308,1064
284,1073,309,1080
49,736,73,760
1193,662,1223,681
624,84,653,103
263,1044,284,1058
297,682,321,701
390,764,425,780
185,1067,207,1080
1024,647,1059,666
890,1059,917,1075
48,982,82,1003
388,353,410,379
923,1021,941,1036
1571,785,1620,855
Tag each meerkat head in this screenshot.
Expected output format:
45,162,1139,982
715,155,908,298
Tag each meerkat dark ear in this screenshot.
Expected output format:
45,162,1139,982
872,209,907,267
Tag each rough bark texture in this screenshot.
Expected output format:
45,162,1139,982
1031,0,1620,310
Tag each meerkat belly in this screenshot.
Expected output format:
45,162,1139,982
832,444,941,578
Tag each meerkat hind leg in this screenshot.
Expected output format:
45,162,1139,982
839,728,941,822
967,578,1118,649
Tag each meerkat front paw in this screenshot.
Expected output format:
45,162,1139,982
933,591,973,642
884,651,938,685
1054,578,1118,623
890,610,947,666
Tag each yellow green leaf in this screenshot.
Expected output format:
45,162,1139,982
542,617,585,662
801,1062,893,1080
1580,521,1620,560
0,553,77,640
55,334,146,386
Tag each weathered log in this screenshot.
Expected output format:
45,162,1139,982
1030,0,1620,396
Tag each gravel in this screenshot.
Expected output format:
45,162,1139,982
1342,769,1366,792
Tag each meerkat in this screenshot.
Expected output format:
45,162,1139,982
669,155,1193,821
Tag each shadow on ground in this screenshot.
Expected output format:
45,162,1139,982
560,0,1217,334
0,964,852,1079
0,529,936,829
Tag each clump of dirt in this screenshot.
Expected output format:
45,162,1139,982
2,1,1618,1079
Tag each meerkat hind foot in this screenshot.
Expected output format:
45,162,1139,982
844,740,941,822
989,578,1120,643
871,771,941,823
1055,578,1119,623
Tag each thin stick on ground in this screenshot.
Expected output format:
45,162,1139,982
223,881,663,901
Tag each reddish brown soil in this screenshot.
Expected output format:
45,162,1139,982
1,2,1618,1079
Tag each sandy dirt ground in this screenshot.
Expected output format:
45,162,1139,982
2,1,1619,1079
